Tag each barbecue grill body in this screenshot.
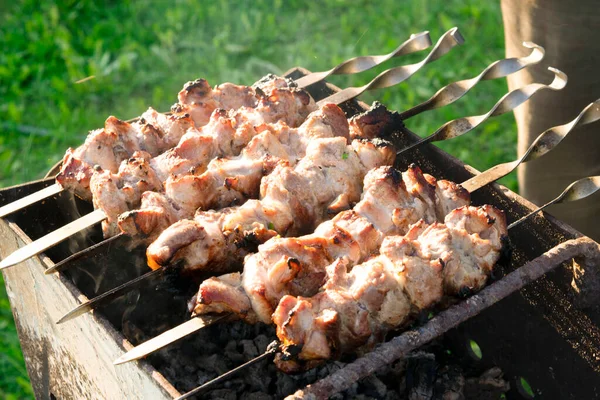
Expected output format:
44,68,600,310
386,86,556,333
1,68,599,399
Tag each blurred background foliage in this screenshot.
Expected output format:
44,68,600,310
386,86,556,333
0,0,519,397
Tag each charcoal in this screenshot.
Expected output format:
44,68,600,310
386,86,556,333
317,361,344,379
385,392,402,400
199,354,230,375
240,339,259,358
406,352,437,400
253,334,270,353
209,388,237,400
346,382,359,397
225,350,245,364
224,378,247,393
244,363,272,392
464,367,509,400
353,395,376,400
240,392,273,400
361,375,388,398
225,340,238,352
275,373,297,398
198,372,218,389
433,365,464,400
303,367,318,383
195,340,220,355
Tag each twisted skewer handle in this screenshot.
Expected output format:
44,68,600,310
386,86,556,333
398,67,568,156
462,99,600,192
508,176,600,230
295,31,432,88
400,41,545,119
319,27,465,106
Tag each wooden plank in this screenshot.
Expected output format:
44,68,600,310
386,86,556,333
0,218,180,400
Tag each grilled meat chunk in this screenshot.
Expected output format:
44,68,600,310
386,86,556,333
163,103,348,215
117,103,348,241
146,139,396,275
273,205,506,372
440,204,507,294
56,75,314,200
192,166,470,325
90,153,164,237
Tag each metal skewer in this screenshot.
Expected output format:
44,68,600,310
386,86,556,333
0,183,63,219
175,341,281,400
0,30,464,272
111,162,600,365
154,178,600,395
462,99,600,192
396,67,568,156
43,232,125,275
294,31,432,88
0,32,433,220
319,27,464,106
54,64,577,326
55,263,164,324
508,176,600,230
399,41,545,119
113,315,230,365
0,209,105,270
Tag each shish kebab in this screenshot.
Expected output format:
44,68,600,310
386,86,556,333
0,28,464,270
96,101,348,238
271,204,505,372
140,65,564,275
56,52,568,323
115,164,498,365
3,35,559,275
0,31,433,217
108,41,547,241
46,39,548,277
177,176,600,400
114,95,600,364
60,75,316,203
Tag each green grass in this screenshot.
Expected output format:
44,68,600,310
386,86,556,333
0,1,513,397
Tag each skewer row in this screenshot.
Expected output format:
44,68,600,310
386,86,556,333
1,26,598,398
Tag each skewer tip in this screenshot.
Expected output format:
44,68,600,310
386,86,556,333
113,354,135,366
56,310,82,325
0,254,21,271
448,27,465,45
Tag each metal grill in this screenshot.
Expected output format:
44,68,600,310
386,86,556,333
2,36,600,399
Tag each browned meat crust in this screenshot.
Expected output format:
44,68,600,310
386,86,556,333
273,205,507,372
146,140,396,275
192,166,471,327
